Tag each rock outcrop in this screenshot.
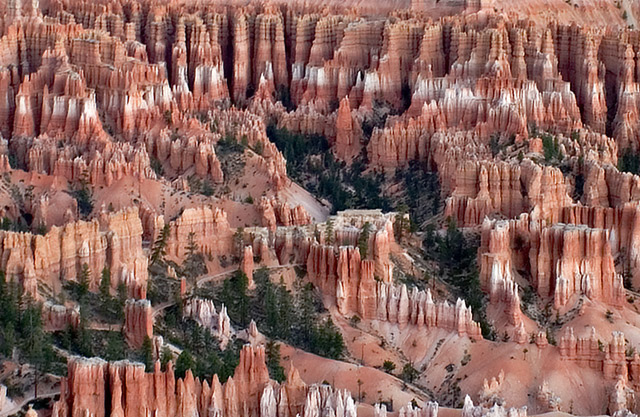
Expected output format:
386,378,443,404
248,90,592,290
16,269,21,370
123,299,153,349
52,346,358,417
164,206,233,261
0,208,147,299
42,301,80,331
241,245,255,289
183,298,231,349
479,216,625,310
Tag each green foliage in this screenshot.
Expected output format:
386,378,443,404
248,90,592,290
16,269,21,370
325,219,334,245
147,267,181,306
249,270,345,360
157,310,241,382
141,336,154,371
218,134,244,154
423,218,495,340
150,157,164,177
201,180,214,197
77,263,91,299
160,346,174,370
70,171,94,217
605,309,614,323
99,267,111,299
151,224,171,266
619,148,640,175
382,360,396,374
220,270,250,327
309,318,344,359
253,141,264,155
267,125,391,214
541,133,563,163
394,161,441,226
489,134,501,157
0,217,11,231
175,350,196,379
0,274,63,376
182,232,206,278
266,341,286,382
65,273,125,324
400,363,419,383
394,206,411,241
357,222,372,259
164,109,173,126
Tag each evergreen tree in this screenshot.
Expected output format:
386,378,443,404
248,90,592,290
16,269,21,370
73,170,94,217
20,299,54,398
220,271,249,327
401,363,419,383
233,228,245,259
325,219,334,245
104,334,124,361
185,232,198,259
310,318,344,360
183,232,206,278
99,267,111,299
266,341,285,382
141,336,154,371
78,263,91,298
160,346,173,370
357,222,372,259
175,350,195,379
74,306,93,357
150,224,171,266
276,280,293,340
382,360,396,374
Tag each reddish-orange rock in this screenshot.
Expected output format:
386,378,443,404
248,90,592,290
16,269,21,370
0,208,147,299
123,299,153,349
241,245,255,289
479,216,625,311
334,97,362,162
42,301,80,331
165,205,233,262
52,345,358,417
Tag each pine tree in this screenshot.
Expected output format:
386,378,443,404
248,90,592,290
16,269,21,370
276,279,293,339
357,222,372,259
150,224,171,266
78,263,91,298
141,336,154,371
325,219,334,245
185,232,199,259
266,341,285,382
175,350,195,379
220,271,249,327
99,267,111,299
160,346,173,370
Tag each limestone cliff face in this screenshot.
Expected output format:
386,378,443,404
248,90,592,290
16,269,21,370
124,299,153,349
0,207,146,299
307,239,482,340
559,328,640,385
42,301,80,331
479,216,625,311
258,197,312,230
165,205,233,261
52,346,358,417
561,203,640,289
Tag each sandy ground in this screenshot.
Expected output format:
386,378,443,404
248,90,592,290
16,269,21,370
280,344,426,411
